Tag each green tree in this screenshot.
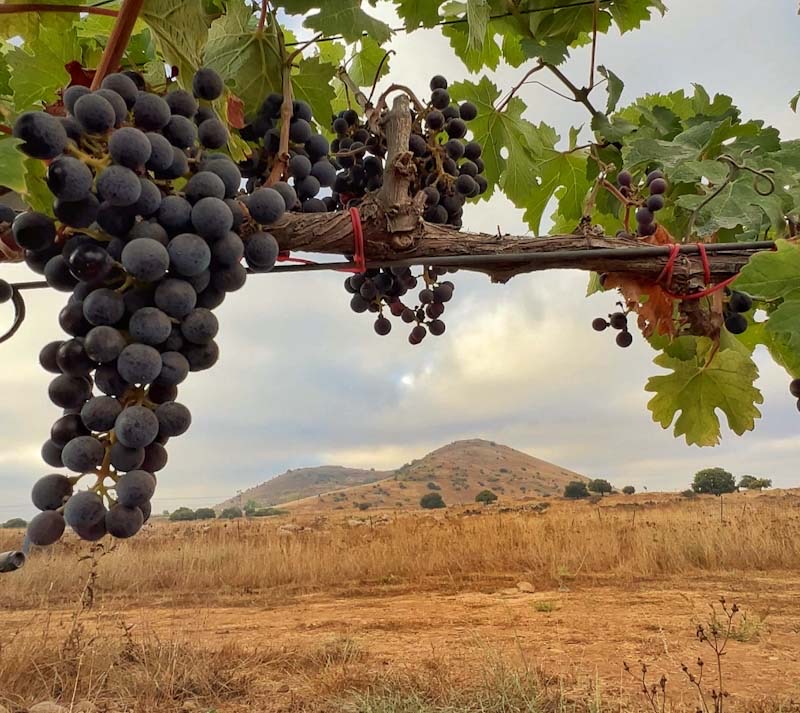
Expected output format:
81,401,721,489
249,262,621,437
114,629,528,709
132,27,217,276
244,499,259,515
1,518,27,528
622,486,635,495
194,507,216,520
587,479,613,496
420,492,446,509
475,489,498,505
169,507,196,521
219,507,243,519
692,468,737,496
738,475,772,490
563,481,589,499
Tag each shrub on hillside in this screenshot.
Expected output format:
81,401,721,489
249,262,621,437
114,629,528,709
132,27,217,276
738,475,772,490
1,518,27,529
692,468,736,496
426,481,441,491
169,507,196,521
420,492,446,509
357,502,370,511
587,478,613,496
194,508,216,520
219,507,243,519
475,489,498,505
252,507,288,517
622,485,635,495
563,481,589,499
681,489,697,498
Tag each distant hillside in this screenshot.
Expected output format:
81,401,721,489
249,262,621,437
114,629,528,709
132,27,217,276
214,465,389,511
271,439,588,514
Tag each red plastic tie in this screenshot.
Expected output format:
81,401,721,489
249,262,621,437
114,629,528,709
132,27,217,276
658,242,737,301
697,242,711,285
276,207,365,273
336,207,366,274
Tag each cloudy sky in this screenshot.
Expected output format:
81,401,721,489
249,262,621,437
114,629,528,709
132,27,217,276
1,1,799,520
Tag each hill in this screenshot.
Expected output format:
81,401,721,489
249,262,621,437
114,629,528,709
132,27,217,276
214,465,389,511
262,439,588,514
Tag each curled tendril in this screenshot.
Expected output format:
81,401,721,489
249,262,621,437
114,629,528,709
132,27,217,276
0,280,47,345
686,153,777,239
0,288,26,345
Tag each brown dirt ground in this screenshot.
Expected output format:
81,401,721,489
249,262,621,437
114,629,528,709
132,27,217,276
6,573,800,709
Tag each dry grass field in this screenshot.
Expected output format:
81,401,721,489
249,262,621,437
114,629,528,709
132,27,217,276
2,490,800,712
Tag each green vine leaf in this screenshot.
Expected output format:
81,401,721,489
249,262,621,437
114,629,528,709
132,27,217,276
734,240,800,300
292,56,338,130
348,37,391,88
203,0,282,116
395,0,444,29
596,65,623,114
0,138,28,194
466,0,490,52
277,0,392,45
142,0,215,89
7,20,80,110
790,89,800,113
646,337,763,447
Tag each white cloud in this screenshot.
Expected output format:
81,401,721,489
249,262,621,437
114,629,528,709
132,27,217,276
1,1,799,521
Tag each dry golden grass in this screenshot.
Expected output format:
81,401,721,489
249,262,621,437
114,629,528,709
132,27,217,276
1,490,798,609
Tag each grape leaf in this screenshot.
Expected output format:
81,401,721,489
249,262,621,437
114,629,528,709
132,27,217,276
466,0,490,52
449,78,547,203
277,0,391,45
790,90,800,113
395,0,444,29
646,337,763,446
607,0,667,32
203,0,282,116
765,297,800,355
292,56,338,130
0,54,11,97
0,138,27,194
0,0,78,43
675,180,786,237
142,0,213,88
597,65,623,114
348,37,391,88
522,147,591,235
23,158,52,216
7,21,80,110
730,240,800,300
443,21,502,71
519,36,569,66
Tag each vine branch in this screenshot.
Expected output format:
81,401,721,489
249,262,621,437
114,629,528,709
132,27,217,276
496,62,545,112
0,4,117,16
89,0,145,90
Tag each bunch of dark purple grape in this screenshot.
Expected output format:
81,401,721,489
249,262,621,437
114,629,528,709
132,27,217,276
239,94,336,213
330,74,487,228
790,379,800,412
345,266,455,344
723,289,752,335
11,67,286,547
617,169,667,237
592,310,633,348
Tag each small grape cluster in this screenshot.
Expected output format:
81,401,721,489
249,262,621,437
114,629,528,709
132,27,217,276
330,75,488,229
345,266,455,344
617,169,667,237
723,290,752,335
592,309,633,348
11,67,287,547
239,94,337,213
790,379,800,412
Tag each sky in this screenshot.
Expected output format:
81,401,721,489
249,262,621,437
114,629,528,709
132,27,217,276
1,1,799,521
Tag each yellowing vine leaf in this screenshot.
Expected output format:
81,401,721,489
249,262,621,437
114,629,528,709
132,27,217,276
646,337,763,447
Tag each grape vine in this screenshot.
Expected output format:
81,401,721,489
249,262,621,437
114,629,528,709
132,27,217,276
0,0,799,563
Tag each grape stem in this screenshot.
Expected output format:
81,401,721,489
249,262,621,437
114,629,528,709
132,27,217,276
502,0,600,117
266,21,294,187
65,143,111,170
89,0,145,90
495,62,545,113
256,0,269,33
